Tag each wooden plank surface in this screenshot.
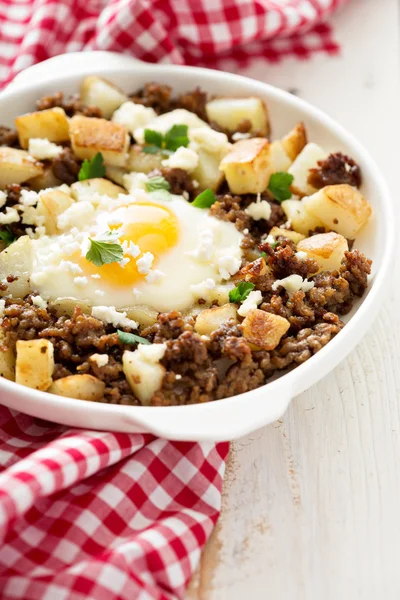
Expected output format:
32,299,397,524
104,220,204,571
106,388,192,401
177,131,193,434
188,0,400,597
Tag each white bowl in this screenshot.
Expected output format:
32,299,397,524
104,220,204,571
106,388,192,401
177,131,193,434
0,52,394,441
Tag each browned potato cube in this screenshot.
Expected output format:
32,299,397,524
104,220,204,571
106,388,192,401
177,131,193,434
241,309,290,350
195,304,237,336
0,147,43,188
15,339,54,391
49,374,105,401
281,122,307,161
297,232,348,273
15,107,70,149
269,227,306,244
69,116,129,167
220,138,273,194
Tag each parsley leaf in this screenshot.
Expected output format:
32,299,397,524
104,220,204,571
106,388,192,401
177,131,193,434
229,282,255,303
191,189,217,209
117,330,151,345
144,129,163,148
164,124,189,152
268,172,294,202
0,227,16,247
78,153,106,181
260,251,266,257
145,176,170,193
86,238,123,267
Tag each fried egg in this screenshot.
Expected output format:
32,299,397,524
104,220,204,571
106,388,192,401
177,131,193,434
28,189,244,313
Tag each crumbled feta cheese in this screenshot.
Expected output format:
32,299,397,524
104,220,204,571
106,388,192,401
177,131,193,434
266,234,275,244
20,189,38,206
0,207,19,225
0,299,6,318
119,257,130,268
62,241,81,256
192,179,199,188
186,229,214,262
189,127,231,156
90,353,109,367
32,295,48,309
0,191,7,209
73,276,88,287
245,200,272,221
122,240,140,258
272,274,314,294
243,228,249,235
92,306,138,329
123,172,148,193
132,288,142,300
237,290,263,317
57,201,95,231
295,251,308,259
145,269,165,284
175,374,182,380
218,255,241,280
95,290,105,297
28,138,63,160
60,260,83,275
91,274,101,279
137,343,166,363
136,252,154,274
190,278,216,302
231,131,251,142
112,102,156,135
162,147,199,172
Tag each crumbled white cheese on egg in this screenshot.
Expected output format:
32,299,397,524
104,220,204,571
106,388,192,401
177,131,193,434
137,343,166,363
91,274,101,279
92,306,138,329
132,289,142,300
28,138,63,160
90,353,109,367
95,290,105,297
0,207,19,224
60,260,83,275
272,274,314,294
112,102,156,135
31,295,48,309
162,147,199,172
136,252,154,274
57,201,95,231
190,278,216,302
145,269,165,284
73,276,88,287
218,255,241,280
237,290,263,317
186,228,214,262
119,257,130,268
245,200,272,221
0,191,7,209
122,240,140,258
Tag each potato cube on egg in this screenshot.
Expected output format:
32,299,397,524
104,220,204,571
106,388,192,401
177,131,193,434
297,232,348,273
15,107,70,149
220,138,273,195
15,339,54,391
303,184,372,238
0,147,43,188
69,115,129,167
281,199,325,236
205,97,269,136
288,142,327,197
241,309,290,351
81,76,128,119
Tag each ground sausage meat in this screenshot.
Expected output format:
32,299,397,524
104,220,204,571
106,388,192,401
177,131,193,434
308,152,362,189
51,147,81,185
36,92,102,118
0,126,19,147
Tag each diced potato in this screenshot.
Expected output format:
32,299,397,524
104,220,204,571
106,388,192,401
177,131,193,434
134,108,208,144
71,177,126,201
28,165,62,191
269,227,306,244
0,236,33,298
281,122,307,161
193,149,225,192
36,190,75,235
49,374,105,401
297,232,348,273
49,297,91,317
126,145,164,173
0,331,15,381
270,141,292,172
15,107,70,149
220,138,273,195
0,147,43,188
105,166,127,186
206,97,269,136
80,76,128,119
69,116,129,167
288,143,327,197
281,199,325,236
241,309,290,351
124,305,158,327
303,184,372,239
123,348,166,406
15,339,54,391
195,304,237,336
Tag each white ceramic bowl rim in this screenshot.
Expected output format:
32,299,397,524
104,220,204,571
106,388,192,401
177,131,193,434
0,55,395,441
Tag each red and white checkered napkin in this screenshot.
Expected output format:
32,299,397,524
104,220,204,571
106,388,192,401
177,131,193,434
0,0,348,87
0,406,229,599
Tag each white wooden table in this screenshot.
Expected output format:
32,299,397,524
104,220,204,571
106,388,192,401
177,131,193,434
188,1,400,597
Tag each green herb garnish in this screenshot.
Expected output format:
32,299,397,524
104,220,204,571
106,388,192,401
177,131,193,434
229,282,255,304
145,176,170,193
142,124,190,154
78,152,106,181
117,330,151,345
191,189,217,209
0,227,16,247
260,251,266,257
86,237,123,267
270,241,279,249
268,172,294,202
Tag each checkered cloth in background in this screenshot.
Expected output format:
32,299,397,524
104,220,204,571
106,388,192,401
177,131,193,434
0,0,347,598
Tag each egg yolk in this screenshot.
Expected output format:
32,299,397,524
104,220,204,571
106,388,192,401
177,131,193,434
75,203,179,285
